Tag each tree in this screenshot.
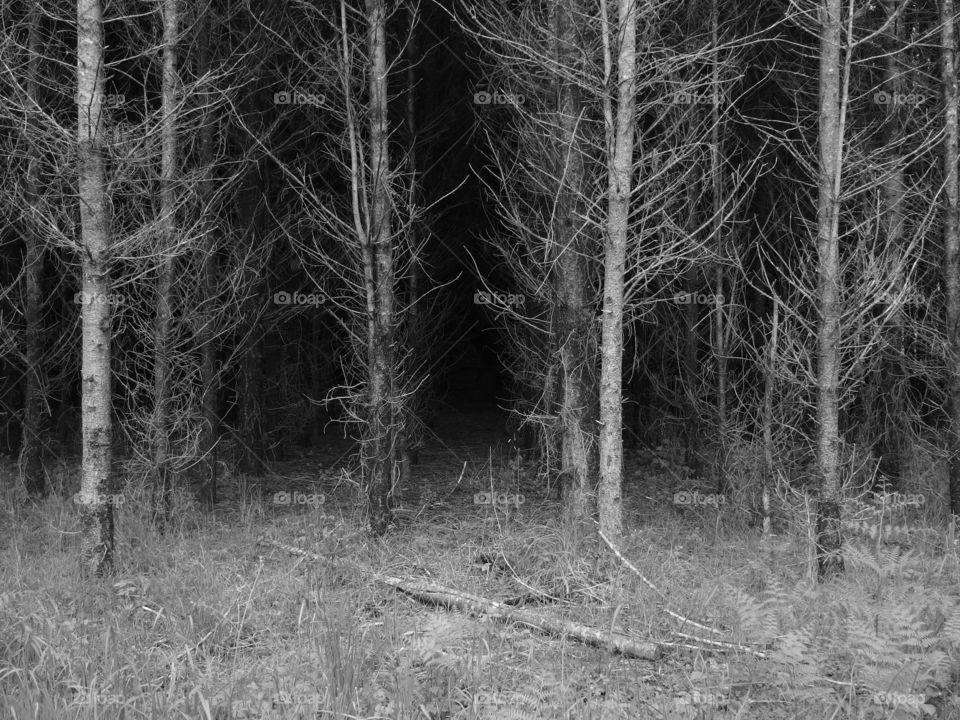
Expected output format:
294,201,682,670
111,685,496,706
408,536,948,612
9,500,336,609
552,0,599,524
814,0,846,578
76,0,115,577
942,0,960,517
597,0,638,539
151,0,180,525
457,0,604,522
364,0,397,535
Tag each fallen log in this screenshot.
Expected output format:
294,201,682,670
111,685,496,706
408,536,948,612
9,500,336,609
256,536,660,660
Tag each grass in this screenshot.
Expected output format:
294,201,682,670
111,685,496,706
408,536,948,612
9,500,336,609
3,440,960,719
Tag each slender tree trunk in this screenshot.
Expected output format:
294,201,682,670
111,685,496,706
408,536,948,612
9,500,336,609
152,0,178,526
198,5,218,508
77,0,114,577
366,0,396,535
598,0,637,540
941,0,960,516
22,0,45,497
815,0,846,578
554,0,597,523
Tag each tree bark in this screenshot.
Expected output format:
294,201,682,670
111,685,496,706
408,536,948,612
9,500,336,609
554,0,598,524
77,0,114,578
365,0,396,536
152,0,178,526
942,0,960,516
598,0,637,540
815,0,846,578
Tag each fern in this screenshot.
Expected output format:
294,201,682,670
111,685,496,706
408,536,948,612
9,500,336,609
941,602,960,649
729,587,774,645
725,546,960,713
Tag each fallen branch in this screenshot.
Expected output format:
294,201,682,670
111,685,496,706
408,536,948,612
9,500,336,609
599,531,726,635
257,536,660,660
382,576,660,660
599,531,768,658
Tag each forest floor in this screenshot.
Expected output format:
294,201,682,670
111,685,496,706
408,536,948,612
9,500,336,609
2,402,960,719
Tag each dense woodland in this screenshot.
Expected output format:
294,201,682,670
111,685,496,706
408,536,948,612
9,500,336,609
5,0,960,717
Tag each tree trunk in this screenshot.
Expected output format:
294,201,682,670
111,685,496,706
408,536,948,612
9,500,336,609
554,0,597,524
77,0,114,578
365,0,396,536
598,0,638,540
22,0,45,497
152,0,178,526
815,0,846,579
942,0,960,516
